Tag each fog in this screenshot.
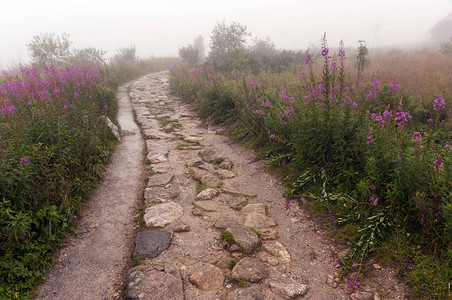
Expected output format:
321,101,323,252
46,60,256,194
1,0,451,69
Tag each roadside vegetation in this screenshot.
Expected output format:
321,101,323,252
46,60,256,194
172,23,451,299
0,32,178,298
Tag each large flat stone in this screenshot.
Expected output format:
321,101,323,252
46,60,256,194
143,202,183,227
133,231,171,258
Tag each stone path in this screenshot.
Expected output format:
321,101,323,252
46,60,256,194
125,71,408,300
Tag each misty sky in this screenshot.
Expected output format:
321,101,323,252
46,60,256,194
1,0,452,68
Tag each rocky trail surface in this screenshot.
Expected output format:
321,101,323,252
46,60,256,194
36,71,408,300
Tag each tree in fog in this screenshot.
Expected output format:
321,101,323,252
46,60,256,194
209,21,249,70
248,37,276,57
193,35,205,61
70,47,106,65
112,46,137,63
178,44,200,66
27,32,72,68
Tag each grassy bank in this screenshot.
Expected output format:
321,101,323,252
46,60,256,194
169,41,451,299
0,58,177,299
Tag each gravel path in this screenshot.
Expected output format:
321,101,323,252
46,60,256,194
36,84,144,299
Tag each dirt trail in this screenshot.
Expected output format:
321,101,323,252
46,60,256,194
124,71,409,300
36,84,144,299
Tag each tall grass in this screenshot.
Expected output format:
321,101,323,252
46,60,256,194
170,39,451,299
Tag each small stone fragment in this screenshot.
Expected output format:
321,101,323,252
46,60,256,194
219,159,234,170
373,263,381,270
262,242,291,264
260,228,278,240
192,208,203,216
229,245,240,252
196,188,219,200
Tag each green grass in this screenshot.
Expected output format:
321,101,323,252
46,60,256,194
221,231,235,245
229,259,239,269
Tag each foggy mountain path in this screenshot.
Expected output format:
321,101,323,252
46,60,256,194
37,71,408,299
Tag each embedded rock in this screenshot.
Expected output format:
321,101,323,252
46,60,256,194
219,159,234,170
244,212,277,228
143,202,183,227
231,257,269,282
133,231,171,258
98,115,121,141
225,226,261,254
189,263,225,290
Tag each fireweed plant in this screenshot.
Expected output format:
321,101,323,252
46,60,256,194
0,57,177,298
170,35,451,298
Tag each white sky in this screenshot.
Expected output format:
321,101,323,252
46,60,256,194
1,0,451,68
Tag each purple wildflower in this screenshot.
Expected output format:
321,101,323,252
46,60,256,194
367,134,375,144
390,80,400,94
369,194,379,206
395,111,412,128
20,156,30,166
412,132,422,145
433,97,445,111
306,54,313,64
322,47,329,57
433,155,444,178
